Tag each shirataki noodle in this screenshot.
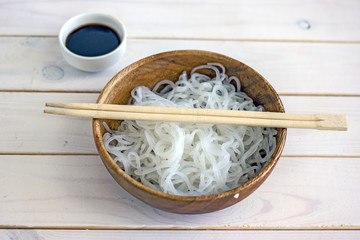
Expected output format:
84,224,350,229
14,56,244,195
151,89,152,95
103,63,277,196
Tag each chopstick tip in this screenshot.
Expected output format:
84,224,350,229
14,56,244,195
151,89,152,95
45,102,59,107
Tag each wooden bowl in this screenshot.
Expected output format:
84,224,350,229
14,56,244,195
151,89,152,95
93,50,287,214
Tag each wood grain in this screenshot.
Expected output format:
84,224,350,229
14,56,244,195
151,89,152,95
1,0,360,42
1,37,360,94
0,92,358,156
0,155,359,228
1,229,360,240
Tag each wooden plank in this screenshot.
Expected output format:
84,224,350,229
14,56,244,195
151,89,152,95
0,155,359,228
282,96,360,156
0,92,358,156
0,92,98,154
1,37,360,94
1,0,360,41
1,229,360,240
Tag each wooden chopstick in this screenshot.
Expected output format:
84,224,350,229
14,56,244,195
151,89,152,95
44,102,348,131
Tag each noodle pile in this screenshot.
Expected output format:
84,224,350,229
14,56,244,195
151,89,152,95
103,63,277,196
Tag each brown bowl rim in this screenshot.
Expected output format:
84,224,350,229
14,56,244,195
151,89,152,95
93,50,287,204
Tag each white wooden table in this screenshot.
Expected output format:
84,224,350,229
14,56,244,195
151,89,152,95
1,0,359,239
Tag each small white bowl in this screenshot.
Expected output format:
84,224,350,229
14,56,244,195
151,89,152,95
59,13,127,72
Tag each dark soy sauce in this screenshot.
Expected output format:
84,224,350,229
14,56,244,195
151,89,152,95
65,24,120,57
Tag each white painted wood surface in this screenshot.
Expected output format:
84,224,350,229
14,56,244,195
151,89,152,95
1,0,360,41
0,93,358,155
1,155,359,228
1,230,360,240
1,37,360,94
1,0,359,238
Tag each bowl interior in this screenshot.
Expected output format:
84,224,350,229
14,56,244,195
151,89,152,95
93,50,287,214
